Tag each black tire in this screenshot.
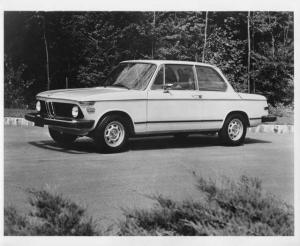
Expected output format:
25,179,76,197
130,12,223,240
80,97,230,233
48,127,77,146
94,115,129,153
218,114,247,146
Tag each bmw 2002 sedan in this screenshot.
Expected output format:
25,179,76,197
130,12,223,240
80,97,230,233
25,60,276,152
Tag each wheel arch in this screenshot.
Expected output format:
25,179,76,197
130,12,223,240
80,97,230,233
95,110,135,136
222,111,250,128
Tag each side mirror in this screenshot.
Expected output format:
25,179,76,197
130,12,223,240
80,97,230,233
163,83,173,92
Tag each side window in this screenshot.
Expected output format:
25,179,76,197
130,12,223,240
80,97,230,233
151,66,164,90
165,64,196,90
196,66,227,91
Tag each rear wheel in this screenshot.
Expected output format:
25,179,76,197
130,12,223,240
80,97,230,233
94,115,129,153
48,127,77,146
219,114,247,146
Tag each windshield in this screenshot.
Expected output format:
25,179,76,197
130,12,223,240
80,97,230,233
103,62,157,90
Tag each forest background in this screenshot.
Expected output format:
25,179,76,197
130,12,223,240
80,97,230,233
4,11,294,108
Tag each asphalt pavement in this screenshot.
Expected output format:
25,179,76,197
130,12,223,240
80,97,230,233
4,126,294,227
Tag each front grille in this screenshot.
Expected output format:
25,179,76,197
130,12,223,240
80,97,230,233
52,102,83,118
39,100,83,119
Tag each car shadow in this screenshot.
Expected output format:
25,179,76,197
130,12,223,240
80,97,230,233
28,134,272,154
29,138,97,154
129,135,271,151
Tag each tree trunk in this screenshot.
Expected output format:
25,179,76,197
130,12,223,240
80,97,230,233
42,16,50,90
151,12,156,59
65,76,68,88
271,34,275,58
202,11,208,63
251,12,255,93
267,12,275,58
247,11,251,93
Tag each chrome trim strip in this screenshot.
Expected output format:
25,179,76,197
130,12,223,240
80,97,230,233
37,96,265,103
135,128,220,135
134,119,223,125
50,102,55,116
47,101,54,118
45,101,50,117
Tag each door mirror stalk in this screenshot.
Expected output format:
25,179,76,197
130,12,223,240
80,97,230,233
163,83,173,93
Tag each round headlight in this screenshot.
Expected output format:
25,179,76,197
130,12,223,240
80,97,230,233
36,101,41,112
72,106,79,118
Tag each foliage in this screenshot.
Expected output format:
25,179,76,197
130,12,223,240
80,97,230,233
4,188,98,235
251,12,294,104
4,206,30,236
4,11,293,108
267,102,294,125
269,102,294,117
4,108,35,118
118,176,294,236
4,55,35,108
4,176,294,236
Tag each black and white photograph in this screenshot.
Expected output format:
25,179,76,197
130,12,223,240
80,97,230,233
1,0,299,245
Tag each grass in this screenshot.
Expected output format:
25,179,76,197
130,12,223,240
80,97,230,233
4,176,294,236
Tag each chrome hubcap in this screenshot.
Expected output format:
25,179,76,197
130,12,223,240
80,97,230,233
104,121,125,147
228,118,243,141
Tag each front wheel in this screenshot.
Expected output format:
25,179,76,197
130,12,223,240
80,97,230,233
94,115,129,153
218,114,247,146
48,127,77,146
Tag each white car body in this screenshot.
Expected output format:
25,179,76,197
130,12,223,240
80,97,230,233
34,60,269,136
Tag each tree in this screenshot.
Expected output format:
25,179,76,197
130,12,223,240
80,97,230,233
247,11,251,93
4,11,294,108
202,11,208,62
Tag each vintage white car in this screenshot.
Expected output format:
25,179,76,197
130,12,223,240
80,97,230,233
25,60,276,152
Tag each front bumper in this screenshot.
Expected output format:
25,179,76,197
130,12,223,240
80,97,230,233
25,113,94,129
262,115,277,123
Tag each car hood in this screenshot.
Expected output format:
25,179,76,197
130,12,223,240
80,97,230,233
37,87,132,101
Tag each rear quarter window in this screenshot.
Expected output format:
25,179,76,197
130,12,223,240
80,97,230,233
196,66,227,91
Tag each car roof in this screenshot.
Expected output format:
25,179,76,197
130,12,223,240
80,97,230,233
121,60,216,67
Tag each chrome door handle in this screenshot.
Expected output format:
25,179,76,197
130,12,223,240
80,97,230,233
192,95,202,99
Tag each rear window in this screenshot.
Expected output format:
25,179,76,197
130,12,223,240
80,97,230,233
196,66,227,91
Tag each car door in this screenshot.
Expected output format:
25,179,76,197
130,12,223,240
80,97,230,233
194,65,235,130
147,64,203,133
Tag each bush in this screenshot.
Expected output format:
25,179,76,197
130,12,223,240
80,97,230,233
4,176,294,236
4,206,31,236
4,188,98,236
268,102,294,117
118,176,294,236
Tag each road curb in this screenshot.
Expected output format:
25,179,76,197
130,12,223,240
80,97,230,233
4,117,34,127
247,124,294,134
4,117,294,134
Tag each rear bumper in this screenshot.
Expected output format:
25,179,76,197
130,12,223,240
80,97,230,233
262,115,277,123
25,113,94,129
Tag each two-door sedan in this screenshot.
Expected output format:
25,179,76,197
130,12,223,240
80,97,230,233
25,60,276,152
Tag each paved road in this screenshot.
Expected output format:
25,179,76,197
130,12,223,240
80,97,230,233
4,126,294,226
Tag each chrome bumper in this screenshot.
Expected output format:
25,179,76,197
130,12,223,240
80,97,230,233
25,113,94,129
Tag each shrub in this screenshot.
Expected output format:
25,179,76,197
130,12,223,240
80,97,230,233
118,176,294,236
4,188,98,236
268,102,294,117
4,176,294,236
4,206,30,236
